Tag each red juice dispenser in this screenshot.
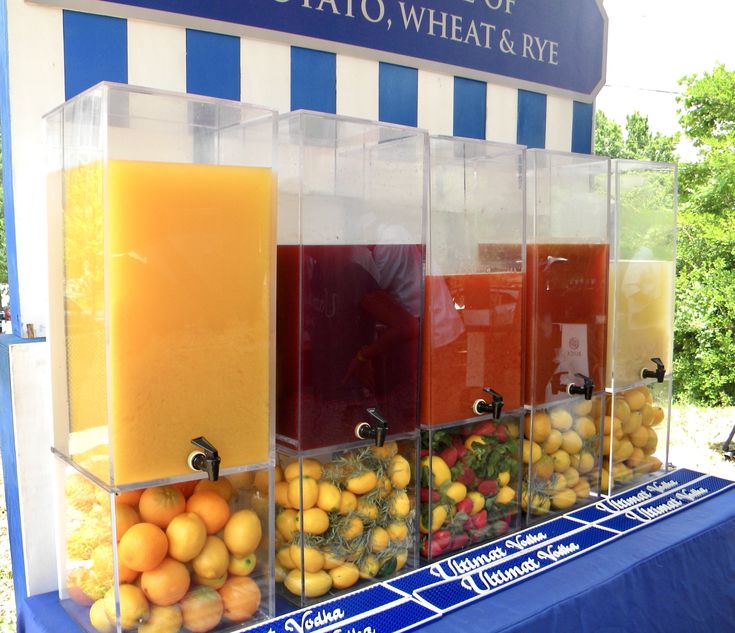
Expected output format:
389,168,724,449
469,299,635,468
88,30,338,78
523,149,611,521
603,160,677,493
420,137,525,560
275,112,426,602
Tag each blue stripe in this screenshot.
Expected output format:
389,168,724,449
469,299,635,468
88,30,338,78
572,101,594,154
63,10,127,100
290,47,336,113
517,89,547,149
379,62,417,127
186,29,240,101
453,77,486,140
0,335,31,608
0,1,20,335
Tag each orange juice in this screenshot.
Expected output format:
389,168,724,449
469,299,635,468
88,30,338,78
64,160,274,484
606,260,674,388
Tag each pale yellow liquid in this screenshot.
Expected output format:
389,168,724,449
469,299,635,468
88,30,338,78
606,260,674,388
64,160,274,484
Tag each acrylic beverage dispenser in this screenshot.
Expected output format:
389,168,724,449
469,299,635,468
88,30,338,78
420,137,525,560
523,149,611,522
603,160,677,494
274,111,426,602
46,83,276,632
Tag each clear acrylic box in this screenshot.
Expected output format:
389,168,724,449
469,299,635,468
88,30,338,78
275,440,417,604
275,111,426,451
604,160,677,492
523,149,611,521
58,464,273,632
46,82,277,488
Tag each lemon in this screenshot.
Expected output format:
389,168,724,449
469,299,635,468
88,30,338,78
388,454,411,489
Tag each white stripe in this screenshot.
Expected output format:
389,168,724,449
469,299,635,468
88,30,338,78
6,0,65,337
241,36,290,112
545,94,573,152
127,20,186,92
336,54,378,120
418,69,453,135
486,83,518,144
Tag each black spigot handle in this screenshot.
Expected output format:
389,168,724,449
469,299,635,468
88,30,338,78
483,387,504,419
567,373,594,401
641,357,666,383
355,408,389,447
189,436,221,481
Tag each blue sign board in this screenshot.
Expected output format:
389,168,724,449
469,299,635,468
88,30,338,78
42,0,607,96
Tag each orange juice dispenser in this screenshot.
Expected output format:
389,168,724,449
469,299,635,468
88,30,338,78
46,82,276,632
274,111,426,602
524,149,610,523
604,160,677,494
420,137,525,560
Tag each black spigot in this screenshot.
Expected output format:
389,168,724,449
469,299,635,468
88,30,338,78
355,408,389,447
188,436,221,481
641,357,666,383
472,388,504,419
567,373,594,400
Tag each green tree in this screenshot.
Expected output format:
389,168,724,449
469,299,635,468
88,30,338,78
594,110,678,162
674,64,735,405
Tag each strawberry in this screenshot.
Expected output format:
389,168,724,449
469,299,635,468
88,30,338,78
433,530,451,550
420,448,430,457
473,421,496,436
420,487,440,503
477,479,498,496
495,425,508,443
452,434,464,447
421,538,446,558
455,464,476,487
440,446,458,468
455,498,473,515
450,533,469,550
492,520,510,536
468,509,488,529
455,445,468,459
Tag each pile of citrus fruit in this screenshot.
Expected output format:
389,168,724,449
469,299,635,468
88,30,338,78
601,384,666,491
274,442,413,600
65,471,267,632
521,397,602,516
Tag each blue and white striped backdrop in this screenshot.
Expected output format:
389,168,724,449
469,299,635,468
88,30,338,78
0,0,598,604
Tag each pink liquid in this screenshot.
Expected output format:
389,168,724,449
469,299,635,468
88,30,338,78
277,244,423,449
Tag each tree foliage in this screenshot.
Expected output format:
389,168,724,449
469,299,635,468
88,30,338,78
594,110,678,162
673,64,735,405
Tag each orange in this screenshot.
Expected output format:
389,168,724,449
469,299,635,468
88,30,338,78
119,522,169,572
173,480,198,499
166,512,208,562
194,478,234,503
218,576,261,623
186,491,231,534
138,486,186,529
141,557,191,606
138,605,183,633
103,583,150,629
192,536,230,580
116,489,143,507
117,558,139,584
223,509,262,557
114,503,140,541
180,586,224,633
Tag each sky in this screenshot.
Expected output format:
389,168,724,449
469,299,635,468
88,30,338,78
596,0,735,160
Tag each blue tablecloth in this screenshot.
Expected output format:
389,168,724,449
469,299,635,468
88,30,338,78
19,487,735,633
